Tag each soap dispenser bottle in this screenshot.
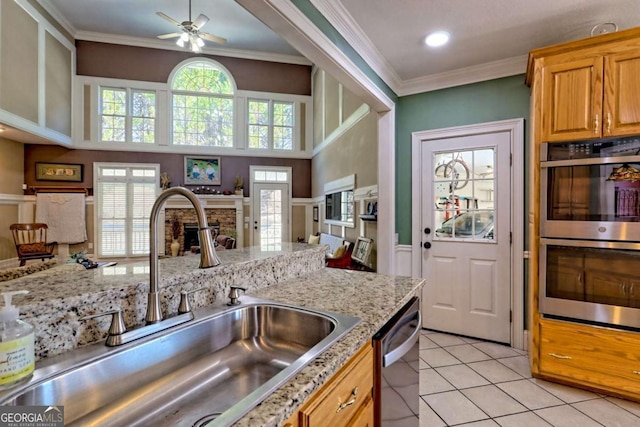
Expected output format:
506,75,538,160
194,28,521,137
0,290,34,389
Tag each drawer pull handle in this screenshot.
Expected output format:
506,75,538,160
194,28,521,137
336,387,358,413
633,371,640,375
548,353,572,359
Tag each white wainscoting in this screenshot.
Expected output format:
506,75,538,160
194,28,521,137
394,244,413,277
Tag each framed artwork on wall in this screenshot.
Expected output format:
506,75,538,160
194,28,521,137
36,163,83,182
184,156,221,185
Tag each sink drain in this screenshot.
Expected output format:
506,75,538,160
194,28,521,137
192,412,222,427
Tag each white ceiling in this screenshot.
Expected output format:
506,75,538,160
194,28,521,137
36,0,640,95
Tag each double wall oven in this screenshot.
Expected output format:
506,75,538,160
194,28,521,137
540,136,640,329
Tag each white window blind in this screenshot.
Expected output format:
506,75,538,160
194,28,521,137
95,164,159,258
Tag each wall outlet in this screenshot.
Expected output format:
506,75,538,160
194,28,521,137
88,243,93,249
22,183,27,190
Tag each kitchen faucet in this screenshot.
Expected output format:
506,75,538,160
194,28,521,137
147,186,221,324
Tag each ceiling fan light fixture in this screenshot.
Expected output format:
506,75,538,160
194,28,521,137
196,37,205,47
425,31,450,47
180,33,189,42
176,38,185,48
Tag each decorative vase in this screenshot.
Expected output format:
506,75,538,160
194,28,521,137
235,188,243,196
170,239,180,257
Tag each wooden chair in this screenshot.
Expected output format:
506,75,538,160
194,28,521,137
10,223,57,266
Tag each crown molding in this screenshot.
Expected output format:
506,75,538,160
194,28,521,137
36,0,78,36
310,0,528,96
397,55,529,96
310,0,402,92
237,0,395,112
74,31,312,65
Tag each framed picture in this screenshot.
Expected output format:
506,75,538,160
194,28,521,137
352,237,374,266
36,163,83,182
313,206,319,222
184,156,220,185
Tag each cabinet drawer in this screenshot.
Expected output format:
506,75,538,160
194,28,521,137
539,318,640,395
300,343,373,427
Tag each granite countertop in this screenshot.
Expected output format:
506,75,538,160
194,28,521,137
0,243,328,359
0,244,424,426
234,268,424,427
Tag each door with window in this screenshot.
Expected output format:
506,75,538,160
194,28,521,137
250,167,291,249
94,163,159,258
421,132,511,343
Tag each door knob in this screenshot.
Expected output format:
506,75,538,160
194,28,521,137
424,227,431,234
423,242,431,249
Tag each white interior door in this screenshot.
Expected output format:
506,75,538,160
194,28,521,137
252,183,290,249
421,131,511,344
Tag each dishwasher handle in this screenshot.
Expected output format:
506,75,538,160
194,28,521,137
383,310,421,367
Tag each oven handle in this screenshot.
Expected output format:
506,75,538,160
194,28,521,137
383,310,421,367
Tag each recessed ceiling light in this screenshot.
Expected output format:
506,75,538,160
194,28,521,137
425,31,450,47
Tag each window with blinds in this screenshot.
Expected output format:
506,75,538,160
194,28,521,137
94,163,159,258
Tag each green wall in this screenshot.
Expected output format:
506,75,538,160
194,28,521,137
395,74,531,244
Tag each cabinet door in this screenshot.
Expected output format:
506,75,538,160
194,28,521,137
299,344,373,427
542,57,604,142
347,395,374,427
604,51,640,137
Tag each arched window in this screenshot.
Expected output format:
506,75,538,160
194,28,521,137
171,60,235,147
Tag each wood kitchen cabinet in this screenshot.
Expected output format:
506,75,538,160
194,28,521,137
538,318,640,400
527,26,640,403
530,29,640,143
283,342,374,427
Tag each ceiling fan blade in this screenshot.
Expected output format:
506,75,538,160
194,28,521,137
192,14,209,30
156,12,181,27
200,32,227,46
157,32,182,40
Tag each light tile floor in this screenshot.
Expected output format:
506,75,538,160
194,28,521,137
381,329,640,426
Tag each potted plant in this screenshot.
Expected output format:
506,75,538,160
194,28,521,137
170,214,181,256
234,176,244,196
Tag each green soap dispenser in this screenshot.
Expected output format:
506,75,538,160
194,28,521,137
0,290,34,389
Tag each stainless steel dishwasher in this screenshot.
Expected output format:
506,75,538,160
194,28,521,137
372,296,421,425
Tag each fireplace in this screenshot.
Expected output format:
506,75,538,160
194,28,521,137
164,206,238,255
182,222,220,253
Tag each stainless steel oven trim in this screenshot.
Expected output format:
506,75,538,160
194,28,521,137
540,238,640,250
540,154,640,168
540,238,640,329
543,221,640,241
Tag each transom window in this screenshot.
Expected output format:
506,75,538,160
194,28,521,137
171,61,235,147
100,88,156,143
248,100,294,150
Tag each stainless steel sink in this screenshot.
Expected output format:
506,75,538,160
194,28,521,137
0,296,360,426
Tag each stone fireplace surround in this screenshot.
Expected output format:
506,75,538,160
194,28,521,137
165,208,235,256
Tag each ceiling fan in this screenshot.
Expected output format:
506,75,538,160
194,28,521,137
156,0,227,52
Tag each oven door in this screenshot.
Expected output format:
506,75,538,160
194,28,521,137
540,238,640,328
540,140,640,242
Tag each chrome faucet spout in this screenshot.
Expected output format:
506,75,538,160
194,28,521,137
147,187,221,324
